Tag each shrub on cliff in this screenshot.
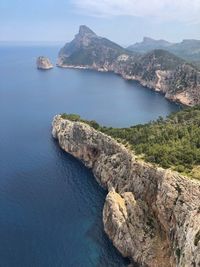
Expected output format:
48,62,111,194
61,113,81,121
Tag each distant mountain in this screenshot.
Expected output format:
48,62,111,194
58,26,200,106
127,38,200,63
170,39,200,62
127,37,172,53
58,25,131,66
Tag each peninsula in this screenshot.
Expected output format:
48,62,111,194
52,113,200,267
57,26,200,106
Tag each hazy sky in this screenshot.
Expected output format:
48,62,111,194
0,0,200,45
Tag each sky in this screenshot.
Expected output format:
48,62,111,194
0,0,200,45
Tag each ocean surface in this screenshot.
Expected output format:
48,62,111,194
0,44,180,267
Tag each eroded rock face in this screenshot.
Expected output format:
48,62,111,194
52,115,200,267
103,189,172,267
37,56,53,70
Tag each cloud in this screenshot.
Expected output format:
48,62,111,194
72,0,200,23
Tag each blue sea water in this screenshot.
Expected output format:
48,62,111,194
0,44,180,267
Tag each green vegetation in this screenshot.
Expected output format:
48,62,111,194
175,248,181,262
193,61,200,70
61,113,81,121
61,106,200,180
61,113,100,129
141,49,185,70
194,230,200,246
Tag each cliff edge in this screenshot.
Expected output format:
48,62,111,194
52,115,200,267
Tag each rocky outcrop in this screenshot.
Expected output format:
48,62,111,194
52,115,200,267
37,56,53,70
58,26,200,106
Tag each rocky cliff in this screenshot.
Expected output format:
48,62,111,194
52,115,200,267
113,50,200,106
58,25,130,68
37,56,53,70
58,26,200,106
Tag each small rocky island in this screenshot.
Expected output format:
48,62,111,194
52,114,200,267
36,56,53,70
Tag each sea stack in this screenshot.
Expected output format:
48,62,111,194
36,56,53,70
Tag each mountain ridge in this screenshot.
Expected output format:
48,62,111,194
127,37,173,53
57,26,200,106
127,37,200,63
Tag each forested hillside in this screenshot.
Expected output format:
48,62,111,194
61,106,200,179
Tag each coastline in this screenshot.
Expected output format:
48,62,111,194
56,63,191,107
52,115,200,267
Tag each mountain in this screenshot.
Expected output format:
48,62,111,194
58,26,200,106
127,37,172,53
114,49,200,106
170,39,200,62
58,25,131,67
127,38,200,63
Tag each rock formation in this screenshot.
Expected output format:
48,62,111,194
37,56,53,70
58,26,200,106
52,115,200,267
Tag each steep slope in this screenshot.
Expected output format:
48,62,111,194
112,49,200,105
52,115,200,267
58,25,131,67
118,49,184,83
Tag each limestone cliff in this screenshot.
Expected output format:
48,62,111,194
52,115,200,267
37,56,53,70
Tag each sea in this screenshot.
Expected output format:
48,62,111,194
0,44,180,267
